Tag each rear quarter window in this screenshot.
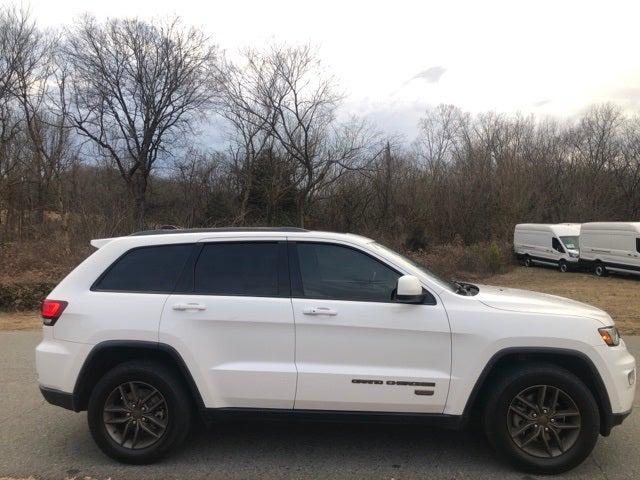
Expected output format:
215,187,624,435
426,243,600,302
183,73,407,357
93,244,193,293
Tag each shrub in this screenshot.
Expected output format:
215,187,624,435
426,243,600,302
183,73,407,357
0,282,57,311
406,241,514,280
487,242,503,274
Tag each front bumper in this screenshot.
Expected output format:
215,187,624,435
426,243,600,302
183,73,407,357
592,341,636,434
602,408,633,436
595,342,636,411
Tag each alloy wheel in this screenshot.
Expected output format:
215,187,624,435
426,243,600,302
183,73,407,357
507,384,581,458
103,381,169,450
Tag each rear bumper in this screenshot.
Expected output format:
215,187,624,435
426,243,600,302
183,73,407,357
36,336,91,394
39,386,77,411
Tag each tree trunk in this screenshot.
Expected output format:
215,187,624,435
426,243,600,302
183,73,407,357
129,172,148,231
296,193,306,228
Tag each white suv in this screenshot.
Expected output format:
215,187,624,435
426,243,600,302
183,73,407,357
36,228,636,473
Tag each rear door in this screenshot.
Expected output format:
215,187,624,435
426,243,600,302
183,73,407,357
289,241,451,413
159,240,297,409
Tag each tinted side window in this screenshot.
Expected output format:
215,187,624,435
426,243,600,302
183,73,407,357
195,242,280,296
637,238,640,253
295,243,400,302
94,244,192,293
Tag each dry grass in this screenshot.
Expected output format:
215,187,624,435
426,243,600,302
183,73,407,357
408,241,512,279
481,267,640,335
0,311,41,331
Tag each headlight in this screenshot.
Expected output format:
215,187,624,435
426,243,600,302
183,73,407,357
569,251,579,258
598,326,620,347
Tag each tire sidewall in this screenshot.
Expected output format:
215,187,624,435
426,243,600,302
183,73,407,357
88,363,191,464
559,260,568,273
595,264,606,277
524,257,532,267
485,368,600,474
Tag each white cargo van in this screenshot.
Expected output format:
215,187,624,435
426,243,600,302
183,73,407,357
579,222,640,277
514,223,581,272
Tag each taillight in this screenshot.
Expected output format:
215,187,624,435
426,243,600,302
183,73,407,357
41,299,68,326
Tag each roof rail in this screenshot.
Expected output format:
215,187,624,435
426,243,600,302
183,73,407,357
129,227,309,236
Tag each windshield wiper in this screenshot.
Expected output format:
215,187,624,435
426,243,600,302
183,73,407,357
452,280,469,295
452,280,478,296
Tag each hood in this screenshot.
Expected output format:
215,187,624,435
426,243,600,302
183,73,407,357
476,285,613,326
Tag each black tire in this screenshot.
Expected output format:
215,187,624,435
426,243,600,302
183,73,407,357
87,360,192,464
524,256,532,267
559,260,568,273
483,363,600,474
594,262,607,277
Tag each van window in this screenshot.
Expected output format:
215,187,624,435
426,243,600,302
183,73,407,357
93,244,192,293
552,237,565,253
294,243,400,302
194,242,280,296
637,238,640,254
560,236,579,250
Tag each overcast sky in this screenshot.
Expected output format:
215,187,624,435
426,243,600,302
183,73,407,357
15,0,640,141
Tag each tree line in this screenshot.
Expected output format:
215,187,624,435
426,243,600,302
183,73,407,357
1,6,639,255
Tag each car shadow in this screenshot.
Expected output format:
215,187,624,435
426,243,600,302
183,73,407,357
23,412,608,479
176,421,510,477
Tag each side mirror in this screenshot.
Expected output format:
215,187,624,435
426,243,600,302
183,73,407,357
395,275,426,304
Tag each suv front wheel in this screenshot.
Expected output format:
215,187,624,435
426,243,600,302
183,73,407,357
87,360,192,464
483,363,600,474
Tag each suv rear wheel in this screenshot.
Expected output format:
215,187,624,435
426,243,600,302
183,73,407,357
483,363,600,474
87,360,192,464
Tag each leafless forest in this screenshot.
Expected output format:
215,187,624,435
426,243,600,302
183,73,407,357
1,7,640,285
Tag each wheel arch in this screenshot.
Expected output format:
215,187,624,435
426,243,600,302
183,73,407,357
461,347,615,436
72,340,205,413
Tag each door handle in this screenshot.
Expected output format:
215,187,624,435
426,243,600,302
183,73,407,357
172,303,207,311
302,307,338,316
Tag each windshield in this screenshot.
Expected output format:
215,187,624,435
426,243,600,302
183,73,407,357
370,243,457,292
560,236,579,250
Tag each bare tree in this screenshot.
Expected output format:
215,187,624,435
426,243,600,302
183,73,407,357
0,6,37,239
64,15,219,228
11,16,74,230
216,50,280,223
0,6,32,101
225,44,380,227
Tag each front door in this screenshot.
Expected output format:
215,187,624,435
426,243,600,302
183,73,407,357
289,241,451,413
550,237,565,263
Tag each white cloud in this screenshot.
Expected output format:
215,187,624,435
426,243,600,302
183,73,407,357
25,0,640,140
